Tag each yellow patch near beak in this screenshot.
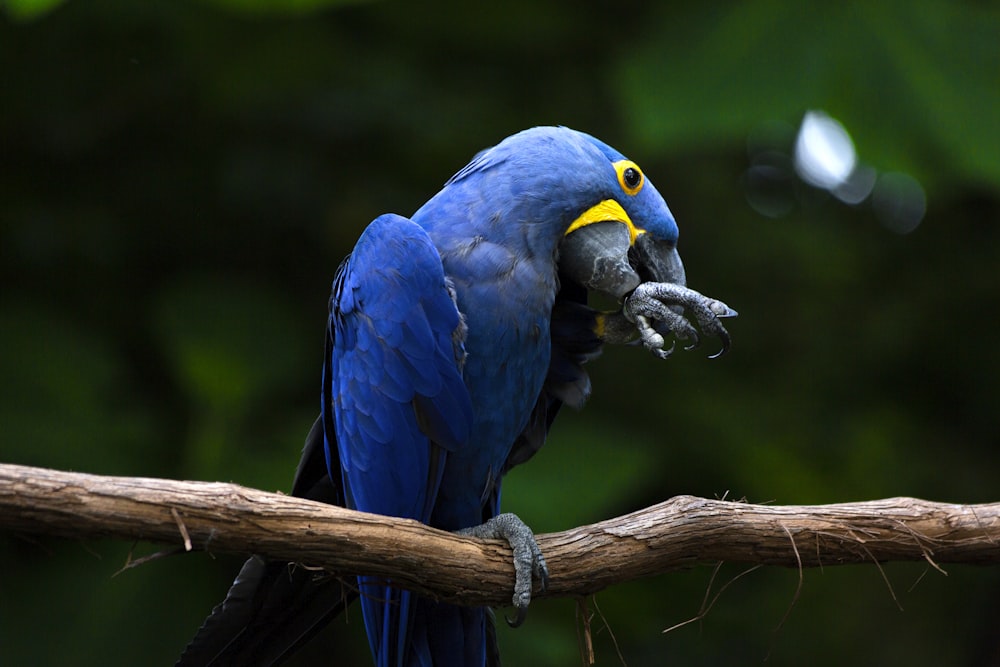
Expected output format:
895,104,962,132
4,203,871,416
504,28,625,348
565,199,644,245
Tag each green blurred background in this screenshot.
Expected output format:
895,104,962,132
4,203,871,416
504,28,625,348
2,0,999,665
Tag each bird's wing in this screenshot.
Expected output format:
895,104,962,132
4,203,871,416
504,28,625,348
324,213,473,666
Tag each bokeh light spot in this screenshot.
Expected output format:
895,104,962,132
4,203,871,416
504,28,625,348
794,110,857,191
833,164,878,205
872,172,926,234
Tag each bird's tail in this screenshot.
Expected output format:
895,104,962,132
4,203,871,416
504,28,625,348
177,417,353,666
176,555,354,666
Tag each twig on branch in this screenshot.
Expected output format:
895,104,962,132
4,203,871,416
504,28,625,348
1,462,999,608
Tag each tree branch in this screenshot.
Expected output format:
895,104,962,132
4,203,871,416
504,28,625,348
2,462,999,607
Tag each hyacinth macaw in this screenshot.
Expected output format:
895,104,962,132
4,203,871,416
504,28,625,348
178,126,735,667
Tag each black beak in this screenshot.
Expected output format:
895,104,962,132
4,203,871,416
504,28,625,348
630,233,686,318
630,233,686,287
558,222,641,300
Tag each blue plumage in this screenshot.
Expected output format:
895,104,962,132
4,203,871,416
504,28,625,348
324,214,474,667
326,213,470,519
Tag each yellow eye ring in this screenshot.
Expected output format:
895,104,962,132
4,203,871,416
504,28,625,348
613,160,644,196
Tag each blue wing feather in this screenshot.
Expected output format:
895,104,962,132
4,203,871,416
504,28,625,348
322,213,473,667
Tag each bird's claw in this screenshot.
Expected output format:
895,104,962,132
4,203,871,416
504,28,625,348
624,282,737,359
634,315,676,359
458,512,548,628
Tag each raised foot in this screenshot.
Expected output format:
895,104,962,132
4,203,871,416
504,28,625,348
458,512,548,627
623,282,737,359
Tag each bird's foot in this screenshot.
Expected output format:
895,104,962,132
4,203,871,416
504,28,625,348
458,513,548,627
620,282,737,359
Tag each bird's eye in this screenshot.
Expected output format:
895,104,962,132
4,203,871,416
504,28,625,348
613,160,644,195
623,168,640,188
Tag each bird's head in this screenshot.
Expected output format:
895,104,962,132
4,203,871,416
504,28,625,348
557,129,686,302
434,126,686,304
446,127,685,300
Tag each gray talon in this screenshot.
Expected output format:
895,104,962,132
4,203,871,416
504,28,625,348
623,282,736,358
458,512,547,627
709,299,739,319
506,607,528,628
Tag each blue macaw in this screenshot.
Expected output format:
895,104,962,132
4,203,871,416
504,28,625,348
178,126,735,667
